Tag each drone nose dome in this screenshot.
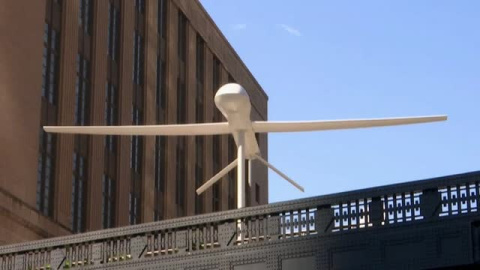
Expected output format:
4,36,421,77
214,83,251,117
215,83,249,98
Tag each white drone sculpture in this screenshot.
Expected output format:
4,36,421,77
45,83,447,209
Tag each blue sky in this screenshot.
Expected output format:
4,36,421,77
200,0,480,203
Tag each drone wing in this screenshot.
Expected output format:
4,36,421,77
44,122,231,136
252,115,447,133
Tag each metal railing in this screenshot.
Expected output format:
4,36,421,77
1,170,479,270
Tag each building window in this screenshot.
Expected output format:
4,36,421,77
178,12,187,63
105,83,117,144
107,1,120,61
228,137,237,209
129,192,138,225
129,90,144,225
196,35,205,123
195,137,204,214
133,31,144,86
71,144,88,233
156,56,166,123
130,4,146,225
71,54,90,233
154,136,166,221
41,24,60,105
195,35,205,214
177,12,188,124
177,79,186,124
212,56,222,122
226,74,236,209
129,131,143,225
156,0,167,123
102,174,116,228
103,82,118,228
212,56,221,94
37,7,61,216
130,104,143,168
176,138,186,216
212,57,223,211
73,0,93,230
174,11,188,217
158,0,167,38
36,130,56,217
74,54,90,126
154,1,167,221
212,135,221,211
79,0,93,35
135,0,145,14
104,0,120,229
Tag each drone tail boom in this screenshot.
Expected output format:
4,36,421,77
253,154,304,192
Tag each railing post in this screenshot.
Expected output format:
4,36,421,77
370,197,383,227
316,205,332,234
421,188,441,220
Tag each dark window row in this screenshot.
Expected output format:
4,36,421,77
36,129,56,217
177,79,186,124
196,35,205,123
154,136,166,221
104,81,118,228
176,138,186,216
228,137,236,210
130,2,146,225
154,0,168,221
74,54,90,126
72,0,94,230
71,136,88,233
37,0,62,217
227,74,236,209
158,0,167,38
156,57,166,122
103,0,121,229
105,83,118,126
130,125,143,225
135,0,145,14
79,0,93,35
212,56,222,211
133,31,144,86
107,1,120,61
177,11,188,125
195,35,206,214
41,24,60,106
195,137,204,214
212,135,222,211
175,11,188,216
178,12,187,63
212,57,221,96
102,175,116,229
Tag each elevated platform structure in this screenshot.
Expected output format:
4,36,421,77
1,171,480,269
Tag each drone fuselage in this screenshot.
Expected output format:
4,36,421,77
214,83,260,159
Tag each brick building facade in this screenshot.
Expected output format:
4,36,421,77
0,0,268,245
